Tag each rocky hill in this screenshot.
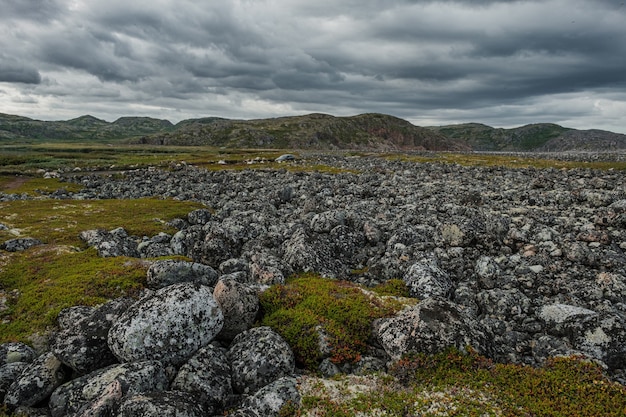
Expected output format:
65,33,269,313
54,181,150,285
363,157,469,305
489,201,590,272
427,122,626,152
137,113,470,151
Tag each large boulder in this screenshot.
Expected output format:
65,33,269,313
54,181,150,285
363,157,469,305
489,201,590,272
51,298,133,374
49,360,168,417
108,283,223,366
171,345,232,414
0,362,28,403
375,297,491,360
227,327,295,394
146,260,219,289
213,277,259,341
3,352,69,408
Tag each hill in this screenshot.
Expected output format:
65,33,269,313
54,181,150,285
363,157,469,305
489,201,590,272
427,123,626,152
0,113,173,143
137,113,470,151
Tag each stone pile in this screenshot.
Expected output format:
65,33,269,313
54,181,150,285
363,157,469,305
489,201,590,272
1,154,626,415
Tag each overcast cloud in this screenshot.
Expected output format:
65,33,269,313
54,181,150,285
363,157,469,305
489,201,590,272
1,0,625,133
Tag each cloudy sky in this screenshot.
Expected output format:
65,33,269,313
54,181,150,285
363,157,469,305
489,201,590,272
1,0,626,133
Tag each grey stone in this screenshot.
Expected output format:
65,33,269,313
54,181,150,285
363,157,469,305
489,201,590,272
240,377,300,417
49,360,168,417
0,362,27,403
403,256,453,299
4,352,68,408
227,327,295,394
0,342,36,366
0,238,43,252
51,298,133,374
107,283,223,366
146,260,218,289
117,391,206,417
376,297,490,360
171,345,232,413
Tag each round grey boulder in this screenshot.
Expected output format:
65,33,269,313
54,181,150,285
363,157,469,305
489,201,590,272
108,283,224,366
227,327,295,394
376,297,490,360
240,376,300,417
171,345,232,413
0,362,27,403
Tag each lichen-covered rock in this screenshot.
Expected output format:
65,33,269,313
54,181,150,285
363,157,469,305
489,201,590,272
0,362,27,403
171,345,232,413
0,342,36,366
213,277,259,341
375,297,490,360
227,327,295,394
240,376,300,417
0,238,43,252
188,208,213,225
475,256,501,290
79,228,139,258
402,256,453,299
116,391,206,417
146,260,218,289
48,360,168,417
539,303,598,336
51,298,133,374
4,352,69,408
108,283,224,366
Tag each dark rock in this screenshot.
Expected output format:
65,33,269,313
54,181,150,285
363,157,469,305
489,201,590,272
0,362,27,403
0,342,36,366
0,238,44,252
51,298,133,375
117,391,206,417
227,327,295,394
4,352,69,408
146,260,218,289
187,208,213,225
376,297,490,360
79,228,139,258
107,283,223,366
171,345,232,413
403,255,454,299
49,360,168,417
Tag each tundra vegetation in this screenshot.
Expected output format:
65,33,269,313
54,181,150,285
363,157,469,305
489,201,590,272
1,142,626,416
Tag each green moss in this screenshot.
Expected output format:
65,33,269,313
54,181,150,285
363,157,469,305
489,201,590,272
0,198,204,246
371,279,410,297
295,349,626,416
259,275,405,370
0,246,147,343
0,175,84,195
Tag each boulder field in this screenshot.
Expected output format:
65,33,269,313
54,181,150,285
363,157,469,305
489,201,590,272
1,153,626,415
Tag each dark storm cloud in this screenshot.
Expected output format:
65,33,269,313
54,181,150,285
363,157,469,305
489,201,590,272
0,57,42,84
0,0,625,132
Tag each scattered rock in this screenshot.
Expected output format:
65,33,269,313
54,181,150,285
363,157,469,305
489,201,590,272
0,238,43,252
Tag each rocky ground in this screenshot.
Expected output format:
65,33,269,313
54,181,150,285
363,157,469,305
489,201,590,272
1,153,626,416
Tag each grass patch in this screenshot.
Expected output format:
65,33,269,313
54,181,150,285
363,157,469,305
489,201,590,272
0,175,84,195
0,198,204,246
259,274,409,370
292,349,626,416
0,246,148,344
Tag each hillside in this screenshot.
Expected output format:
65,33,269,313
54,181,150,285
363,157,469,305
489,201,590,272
137,113,470,151
0,113,173,143
427,123,626,152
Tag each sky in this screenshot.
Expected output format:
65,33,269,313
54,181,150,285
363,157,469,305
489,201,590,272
1,0,626,133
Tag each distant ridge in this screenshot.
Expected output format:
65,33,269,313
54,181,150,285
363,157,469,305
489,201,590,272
2,111,625,152
427,123,626,152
